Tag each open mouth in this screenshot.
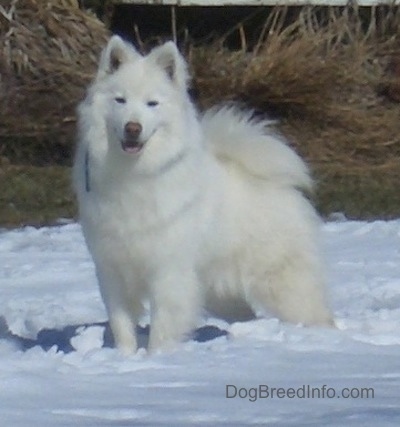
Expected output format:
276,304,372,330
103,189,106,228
121,139,144,154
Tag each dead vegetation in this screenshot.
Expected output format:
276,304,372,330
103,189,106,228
1,2,400,224
0,0,109,163
190,6,400,172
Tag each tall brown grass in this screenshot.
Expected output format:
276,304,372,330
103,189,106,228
0,0,109,163
1,3,400,224
189,6,400,173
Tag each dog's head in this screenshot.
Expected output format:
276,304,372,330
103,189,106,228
96,35,189,91
92,36,194,163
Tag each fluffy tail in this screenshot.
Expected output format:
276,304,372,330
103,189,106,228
201,107,313,191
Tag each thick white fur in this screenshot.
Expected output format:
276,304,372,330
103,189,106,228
74,35,333,354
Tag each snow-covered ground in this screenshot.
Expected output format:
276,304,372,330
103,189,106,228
1,219,400,426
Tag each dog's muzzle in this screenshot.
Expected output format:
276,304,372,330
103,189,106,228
121,121,144,153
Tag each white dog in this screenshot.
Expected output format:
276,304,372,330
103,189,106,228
73,36,333,354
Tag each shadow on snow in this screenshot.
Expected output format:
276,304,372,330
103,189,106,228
0,316,227,353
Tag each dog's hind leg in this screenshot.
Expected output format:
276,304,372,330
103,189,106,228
249,256,334,327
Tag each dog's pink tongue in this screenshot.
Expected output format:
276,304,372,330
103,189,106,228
122,139,144,153
124,145,142,154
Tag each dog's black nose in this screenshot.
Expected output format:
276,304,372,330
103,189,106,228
124,122,142,139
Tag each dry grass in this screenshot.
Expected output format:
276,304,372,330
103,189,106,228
0,0,109,161
1,4,400,225
189,6,400,173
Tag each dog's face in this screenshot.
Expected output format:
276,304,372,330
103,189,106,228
92,36,192,166
104,63,172,155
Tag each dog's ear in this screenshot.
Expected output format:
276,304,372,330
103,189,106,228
148,41,189,89
96,35,140,80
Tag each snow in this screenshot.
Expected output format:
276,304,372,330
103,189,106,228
1,219,400,426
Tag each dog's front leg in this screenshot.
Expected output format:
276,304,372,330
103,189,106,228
96,266,139,355
108,306,138,355
148,268,201,352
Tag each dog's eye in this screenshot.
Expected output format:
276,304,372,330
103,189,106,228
115,96,126,104
147,100,159,107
